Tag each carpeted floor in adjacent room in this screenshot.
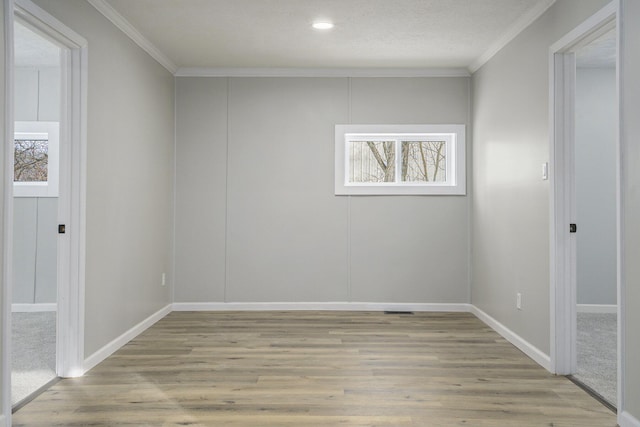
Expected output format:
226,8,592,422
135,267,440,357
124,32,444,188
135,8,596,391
575,312,617,406
11,311,57,406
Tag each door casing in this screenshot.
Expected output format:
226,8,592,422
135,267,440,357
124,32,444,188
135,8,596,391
548,0,622,415
2,0,87,423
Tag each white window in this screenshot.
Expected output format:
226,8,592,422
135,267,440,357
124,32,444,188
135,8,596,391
335,124,466,195
14,121,59,197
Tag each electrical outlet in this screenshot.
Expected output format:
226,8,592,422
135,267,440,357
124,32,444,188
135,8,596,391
161,273,166,286
516,292,522,310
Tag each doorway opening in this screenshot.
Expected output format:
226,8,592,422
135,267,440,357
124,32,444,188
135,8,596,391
2,0,88,421
550,0,620,414
572,27,617,407
11,19,61,408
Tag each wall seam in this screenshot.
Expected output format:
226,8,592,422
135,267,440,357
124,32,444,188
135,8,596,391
467,76,473,305
223,77,230,303
347,77,352,302
36,70,40,121
171,76,177,304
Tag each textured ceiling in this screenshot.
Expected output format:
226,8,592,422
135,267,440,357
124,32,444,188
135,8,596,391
103,0,551,70
14,21,60,68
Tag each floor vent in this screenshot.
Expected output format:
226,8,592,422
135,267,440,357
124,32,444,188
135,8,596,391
383,311,414,315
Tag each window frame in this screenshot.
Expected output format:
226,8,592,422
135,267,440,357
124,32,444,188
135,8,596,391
14,120,60,198
335,124,466,195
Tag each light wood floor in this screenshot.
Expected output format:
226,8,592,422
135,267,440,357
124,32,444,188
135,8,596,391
13,311,616,426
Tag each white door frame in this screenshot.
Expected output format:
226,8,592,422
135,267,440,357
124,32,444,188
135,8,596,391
2,0,87,423
548,0,620,409
1,1,16,423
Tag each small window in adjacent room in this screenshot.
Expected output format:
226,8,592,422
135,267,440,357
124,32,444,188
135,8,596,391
14,121,59,197
335,124,465,195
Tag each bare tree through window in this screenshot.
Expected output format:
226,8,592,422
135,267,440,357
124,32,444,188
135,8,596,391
15,138,48,182
349,140,395,182
349,139,446,183
401,141,446,182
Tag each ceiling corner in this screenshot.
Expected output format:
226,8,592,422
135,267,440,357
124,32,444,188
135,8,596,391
86,0,178,74
468,0,557,74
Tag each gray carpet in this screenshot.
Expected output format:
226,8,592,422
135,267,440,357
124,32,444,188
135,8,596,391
11,311,57,406
575,312,617,406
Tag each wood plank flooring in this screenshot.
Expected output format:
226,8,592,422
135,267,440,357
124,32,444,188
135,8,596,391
13,311,616,426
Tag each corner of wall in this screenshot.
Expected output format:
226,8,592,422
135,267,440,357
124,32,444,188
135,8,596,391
470,304,552,371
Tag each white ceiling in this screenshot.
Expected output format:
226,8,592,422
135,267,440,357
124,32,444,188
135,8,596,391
14,21,60,68
102,0,554,72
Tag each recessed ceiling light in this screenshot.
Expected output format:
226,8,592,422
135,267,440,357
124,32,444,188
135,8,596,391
312,21,334,30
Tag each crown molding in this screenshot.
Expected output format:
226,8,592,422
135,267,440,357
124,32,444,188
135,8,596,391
175,67,471,78
86,0,178,74
469,0,556,73
86,0,553,77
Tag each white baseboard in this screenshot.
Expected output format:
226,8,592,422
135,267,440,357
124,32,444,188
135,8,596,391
576,304,617,314
11,303,57,312
469,305,552,371
620,411,640,427
172,301,472,312
83,304,172,373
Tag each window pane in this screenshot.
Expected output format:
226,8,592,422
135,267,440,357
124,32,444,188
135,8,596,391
401,141,446,182
349,140,395,182
15,138,48,182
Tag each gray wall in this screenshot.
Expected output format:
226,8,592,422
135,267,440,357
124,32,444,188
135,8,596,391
575,67,617,306
12,198,57,304
175,76,470,303
622,0,640,420
14,66,60,121
471,0,610,354
13,59,60,306
32,0,175,358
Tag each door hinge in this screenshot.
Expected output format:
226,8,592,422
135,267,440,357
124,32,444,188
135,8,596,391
58,224,66,234
569,223,577,233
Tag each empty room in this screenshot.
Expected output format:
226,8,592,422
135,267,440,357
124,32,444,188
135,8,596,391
1,0,639,426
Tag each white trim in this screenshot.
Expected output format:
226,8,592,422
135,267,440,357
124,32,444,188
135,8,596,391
2,0,15,423
175,67,470,78
83,304,172,373
86,0,177,74
576,304,617,313
13,0,88,379
616,0,624,418
620,411,640,427
11,303,57,312
172,302,471,313
550,51,578,375
14,0,83,47
470,305,552,371
549,2,618,54
469,0,556,73
548,1,618,377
